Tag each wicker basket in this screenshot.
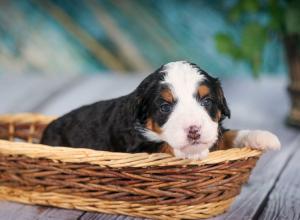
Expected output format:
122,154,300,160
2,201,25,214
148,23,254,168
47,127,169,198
0,113,262,219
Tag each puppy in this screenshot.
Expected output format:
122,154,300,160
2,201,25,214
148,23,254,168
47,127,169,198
41,61,280,159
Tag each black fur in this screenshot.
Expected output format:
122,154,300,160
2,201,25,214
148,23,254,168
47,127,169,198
41,67,166,153
41,62,230,153
190,62,230,121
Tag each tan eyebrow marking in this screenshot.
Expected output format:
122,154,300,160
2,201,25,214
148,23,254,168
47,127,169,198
198,85,210,97
161,88,174,103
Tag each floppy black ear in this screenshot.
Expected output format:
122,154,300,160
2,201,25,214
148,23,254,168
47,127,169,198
134,69,162,124
215,79,231,121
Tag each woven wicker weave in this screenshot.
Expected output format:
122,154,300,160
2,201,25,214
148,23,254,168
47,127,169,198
0,113,262,219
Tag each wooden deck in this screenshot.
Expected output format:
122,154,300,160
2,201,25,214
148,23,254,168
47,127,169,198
0,74,299,220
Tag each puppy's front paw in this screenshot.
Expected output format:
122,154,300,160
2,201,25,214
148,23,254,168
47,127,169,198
235,130,281,150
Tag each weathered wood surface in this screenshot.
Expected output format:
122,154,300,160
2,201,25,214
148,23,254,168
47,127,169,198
258,139,300,220
40,74,144,115
0,74,299,220
212,77,300,220
0,74,81,114
0,74,84,220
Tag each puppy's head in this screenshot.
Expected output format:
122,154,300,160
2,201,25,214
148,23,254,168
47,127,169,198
135,61,230,158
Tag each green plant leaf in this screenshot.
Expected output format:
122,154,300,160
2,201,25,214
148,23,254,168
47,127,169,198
285,0,300,34
242,0,260,12
240,22,267,76
229,4,243,22
215,33,242,59
229,0,260,22
268,0,285,33
214,0,290,77
241,23,267,57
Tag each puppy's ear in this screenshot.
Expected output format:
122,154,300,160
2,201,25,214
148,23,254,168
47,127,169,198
134,71,160,123
215,79,230,121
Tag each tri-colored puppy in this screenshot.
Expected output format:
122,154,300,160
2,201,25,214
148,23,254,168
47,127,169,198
41,61,280,159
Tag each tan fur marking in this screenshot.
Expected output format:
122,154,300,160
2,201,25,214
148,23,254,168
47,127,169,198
214,111,222,122
145,118,153,130
161,88,174,103
160,143,174,155
146,118,162,134
198,85,210,97
214,130,238,150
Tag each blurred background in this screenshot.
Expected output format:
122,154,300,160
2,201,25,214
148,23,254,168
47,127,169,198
0,0,299,127
0,0,289,76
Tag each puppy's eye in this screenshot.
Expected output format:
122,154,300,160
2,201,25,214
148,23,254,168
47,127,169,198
201,98,213,107
160,103,172,113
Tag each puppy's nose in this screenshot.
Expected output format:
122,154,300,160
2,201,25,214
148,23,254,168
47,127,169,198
187,125,201,141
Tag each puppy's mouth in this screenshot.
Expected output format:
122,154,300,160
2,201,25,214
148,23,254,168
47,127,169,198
189,140,203,145
179,141,209,151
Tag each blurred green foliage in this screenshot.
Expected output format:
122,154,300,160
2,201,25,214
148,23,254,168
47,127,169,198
215,0,300,77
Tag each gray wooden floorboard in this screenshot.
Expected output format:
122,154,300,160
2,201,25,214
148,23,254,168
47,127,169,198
0,74,85,220
258,139,300,220
0,202,44,220
0,75,299,220
79,213,144,220
0,202,82,220
0,74,45,113
222,76,290,129
40,74,144,116
214,135,300,220
212,76,300,220
0,74,81,114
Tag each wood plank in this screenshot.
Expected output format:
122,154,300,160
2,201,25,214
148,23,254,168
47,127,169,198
0,74,85,220
0,201,82,220
79,213,144,220
0,74,45,113
0,202,43,220
40,74,144,115
26,207,83,220
213,135,300,220
258,138,300,220
0,74,80,113
221,75,290,129
212,76,300,219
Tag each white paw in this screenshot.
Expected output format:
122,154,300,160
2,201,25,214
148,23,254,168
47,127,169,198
174,148,209,160
235,130,281,150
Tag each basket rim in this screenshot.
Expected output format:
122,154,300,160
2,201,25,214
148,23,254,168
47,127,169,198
0,113,262,167
0,139,262,168
0,185,235,219
0,113,261,219
0,113,56,124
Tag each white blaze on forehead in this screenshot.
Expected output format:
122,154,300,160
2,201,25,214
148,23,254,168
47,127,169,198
162,61,205,99
141,61,219,160
158,61,218,159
